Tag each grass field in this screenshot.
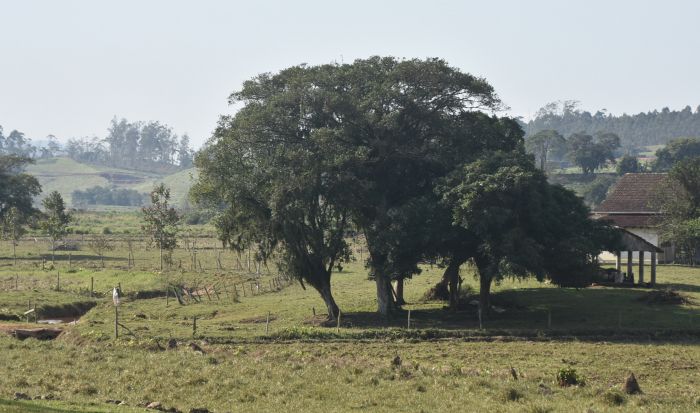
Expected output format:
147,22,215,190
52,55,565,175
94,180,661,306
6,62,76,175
25,157,195,207
1,214,699,411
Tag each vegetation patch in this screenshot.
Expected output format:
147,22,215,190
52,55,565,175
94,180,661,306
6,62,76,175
637,289,692,305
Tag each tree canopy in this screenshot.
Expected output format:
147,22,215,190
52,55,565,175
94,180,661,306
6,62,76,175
566,132,620,174
0,155,41,219
194,57,619,318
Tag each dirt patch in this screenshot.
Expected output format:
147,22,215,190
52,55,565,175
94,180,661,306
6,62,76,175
239,315,277,324
303,315,334,326
637,290,693,305
99,172,144,184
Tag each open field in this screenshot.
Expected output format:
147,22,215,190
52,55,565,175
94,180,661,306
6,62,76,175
1,214,700,412
25,157,196,207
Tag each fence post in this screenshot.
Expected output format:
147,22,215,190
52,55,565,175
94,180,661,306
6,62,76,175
90,277,94,298
407,309,411,329
265,311,270,334
115,305,119,339
336,310,342,333
192,316,197,338
56,272,60,292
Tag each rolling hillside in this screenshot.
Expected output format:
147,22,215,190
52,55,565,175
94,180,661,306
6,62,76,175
25,157,197,208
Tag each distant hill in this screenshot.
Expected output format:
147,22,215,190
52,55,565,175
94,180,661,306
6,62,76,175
26,157,196,208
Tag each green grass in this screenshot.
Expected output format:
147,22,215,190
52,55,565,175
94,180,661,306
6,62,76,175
25,157,194,207
2,217,700,411
0,336,699,412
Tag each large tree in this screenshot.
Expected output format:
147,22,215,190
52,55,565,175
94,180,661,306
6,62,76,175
0,155,41,219
566,132,620,174
525,129,566,170
322,57,510,317
192,65,352,318
439,150,618,313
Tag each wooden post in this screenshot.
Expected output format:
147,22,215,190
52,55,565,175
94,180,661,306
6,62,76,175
69,253,72,269
650,251,657,286
90,277,94,298
407,309,411,329
166,286,169,307
192,316,197,338
204,286,211,301
56,272,60,292
312,307,316,317
638,251,645,284
265,311,270,334
115,305,119,339
615,251,621,272
478,305,483,330
626,250,633,281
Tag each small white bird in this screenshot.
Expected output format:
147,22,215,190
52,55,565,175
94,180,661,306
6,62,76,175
112,287,121,306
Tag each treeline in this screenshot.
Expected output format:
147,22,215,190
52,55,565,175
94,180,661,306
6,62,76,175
0,126,62,159
66,118,194,173
526,101,700,150
72,186,146,207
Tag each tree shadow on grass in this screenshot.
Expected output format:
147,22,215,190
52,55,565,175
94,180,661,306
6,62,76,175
656,282,700,294
337,286,700,336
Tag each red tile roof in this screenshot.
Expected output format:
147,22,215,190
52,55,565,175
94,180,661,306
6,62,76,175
594,173,670,213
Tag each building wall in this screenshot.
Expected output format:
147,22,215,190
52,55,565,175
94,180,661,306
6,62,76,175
598,227,670,263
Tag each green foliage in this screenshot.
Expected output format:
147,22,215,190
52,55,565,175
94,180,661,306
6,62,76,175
66,118,193,173
556,366,585,387
566,132,620,174
659,157,700,264
581,175,618,207
524,129,566,170
654,137,700,171
40,191,72,258
0,154,41,218
616,154,643,175
141,184,180,269
439,150,618,293
527,101,700,149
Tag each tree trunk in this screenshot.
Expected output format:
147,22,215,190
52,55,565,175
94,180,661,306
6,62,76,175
315,281,340,320
306,268,340,320
394,277,405,306
445,259,461,312
51,239,55,264
479,274,492,318
375,276,395,318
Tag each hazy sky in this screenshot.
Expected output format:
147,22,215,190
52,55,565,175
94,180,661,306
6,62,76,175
2,0,699,148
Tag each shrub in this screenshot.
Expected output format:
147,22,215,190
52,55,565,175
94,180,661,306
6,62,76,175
556,366,585,387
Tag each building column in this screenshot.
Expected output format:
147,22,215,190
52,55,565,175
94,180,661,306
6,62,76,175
615,251,621,272
627,250,633,282
638,250,645,285
650,251,657,287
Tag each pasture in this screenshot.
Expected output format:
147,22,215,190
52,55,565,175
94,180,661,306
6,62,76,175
1,212,699,412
